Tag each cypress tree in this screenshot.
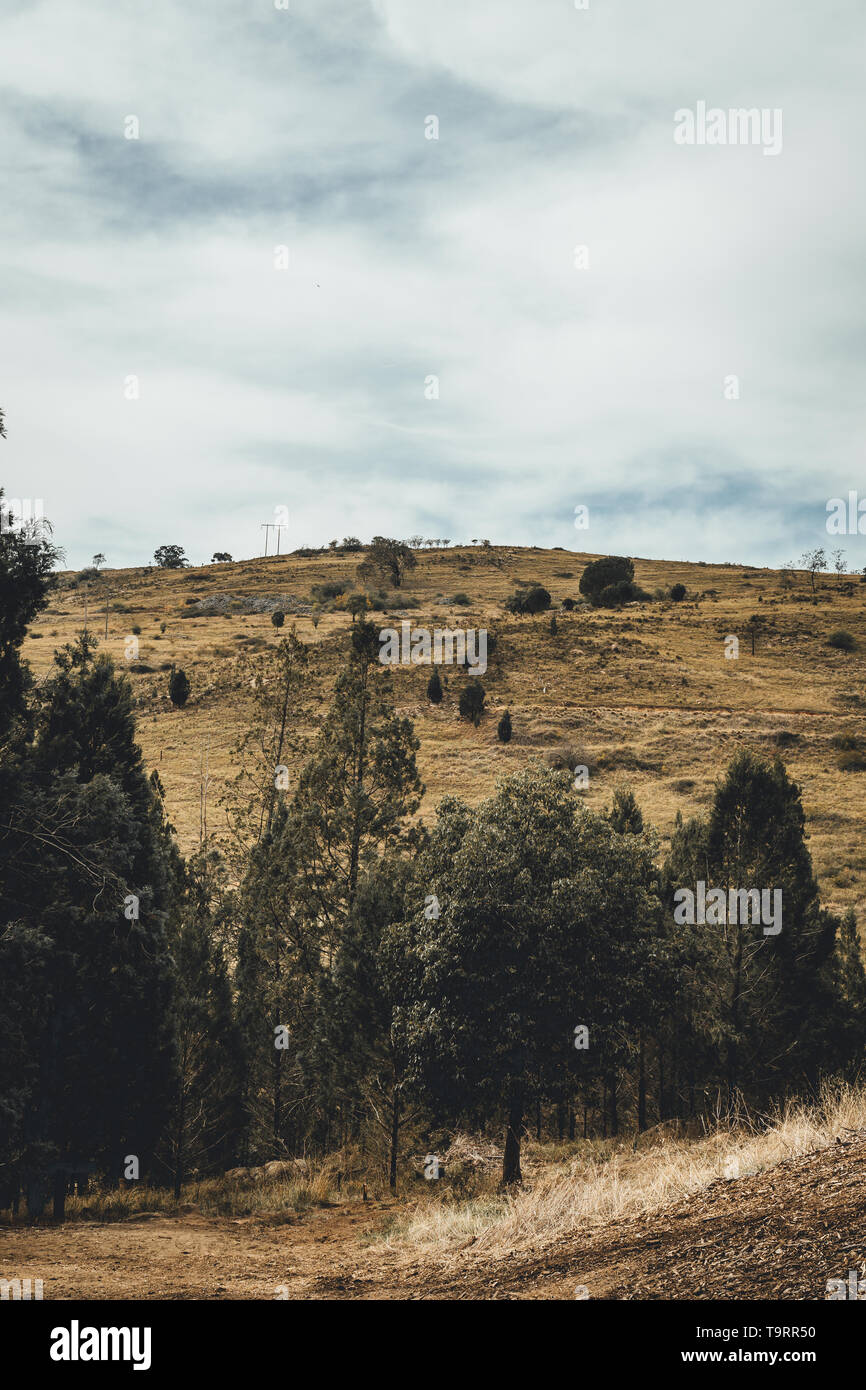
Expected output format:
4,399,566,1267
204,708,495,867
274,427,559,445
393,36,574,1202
426,667,443,704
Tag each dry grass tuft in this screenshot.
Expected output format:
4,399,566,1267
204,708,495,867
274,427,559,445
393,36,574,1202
386,1080,866,1258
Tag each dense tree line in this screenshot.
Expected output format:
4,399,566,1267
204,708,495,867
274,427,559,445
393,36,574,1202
1,491,864,1215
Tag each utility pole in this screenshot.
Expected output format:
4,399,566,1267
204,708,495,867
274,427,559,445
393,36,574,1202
261,522,287,556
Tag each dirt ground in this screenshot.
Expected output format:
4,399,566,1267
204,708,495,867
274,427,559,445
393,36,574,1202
4,1135,865,1301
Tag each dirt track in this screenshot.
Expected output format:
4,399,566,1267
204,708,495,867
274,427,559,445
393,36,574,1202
3,1137,866,1300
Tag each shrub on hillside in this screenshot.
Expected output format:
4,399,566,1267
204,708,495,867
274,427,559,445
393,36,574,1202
311,581,350,603
597,579,647,607
579,555,633,605
459,679,486,725
497,709,512,743
828,630,856,651
169,668,191,708
670,583,687,602
505,585,551,615
427,668,443,704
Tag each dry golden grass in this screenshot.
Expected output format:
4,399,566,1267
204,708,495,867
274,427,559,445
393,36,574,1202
25,545,866,912
385,1080,866,1257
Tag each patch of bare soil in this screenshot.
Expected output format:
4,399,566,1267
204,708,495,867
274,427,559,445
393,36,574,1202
4,1138,866,1300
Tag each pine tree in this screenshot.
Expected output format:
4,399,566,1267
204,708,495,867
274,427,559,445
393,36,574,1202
159,851,242,1195
169,667,190,708
426,667,443,704
459,678,485,726
0,639,178,1217
398,767,661,1183
233,630,423,1160
608,786,643,834
0,487,60,735
497,710,512,743
664,750,841,1100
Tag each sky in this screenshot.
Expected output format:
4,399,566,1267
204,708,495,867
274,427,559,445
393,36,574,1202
1,0,864,571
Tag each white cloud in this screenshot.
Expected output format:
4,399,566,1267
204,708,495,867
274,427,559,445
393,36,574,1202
1,0,864,567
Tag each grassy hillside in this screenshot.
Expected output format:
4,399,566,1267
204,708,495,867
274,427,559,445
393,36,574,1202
26,544,866,914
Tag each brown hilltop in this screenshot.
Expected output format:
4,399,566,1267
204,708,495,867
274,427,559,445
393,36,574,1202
25,544,866,915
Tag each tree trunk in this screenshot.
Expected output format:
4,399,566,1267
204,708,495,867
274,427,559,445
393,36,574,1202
502,1094,524,1185
52,1168,66,1223
638,1036,648,1133
389,1092,399,1191
608,1073,619,1137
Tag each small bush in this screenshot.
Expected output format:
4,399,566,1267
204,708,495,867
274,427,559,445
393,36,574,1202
497,710,512,743
598,579,642,607
561,598,575,612
670,583,687,602
271,610,285,628
506,585,551,615
828,630,856,651
579,556,633,605
169,668,191,708
427,668,443,705
451,592,472,606
838,749,866,772
459,679,486,725
312,580,350,602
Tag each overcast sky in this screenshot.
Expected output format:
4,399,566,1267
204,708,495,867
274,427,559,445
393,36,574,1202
1,0,864,571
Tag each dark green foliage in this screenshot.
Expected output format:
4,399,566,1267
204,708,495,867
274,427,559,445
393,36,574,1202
0,639,178,1209
607,786,644,834
427,667,443,704
153,545,188,569
505,585,551,615
396,768,662,1181
828,630,856,651
579,556,634,605
597,579,647,607
663,750,845,1097
0,488,60,735
169,668,191,708
232,638,423,1161
497,709,512,743
311,581,349,603
670,583,687,602
159,852,243,1196
357,536,416,589
459,678,485,725
271,610,285,628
